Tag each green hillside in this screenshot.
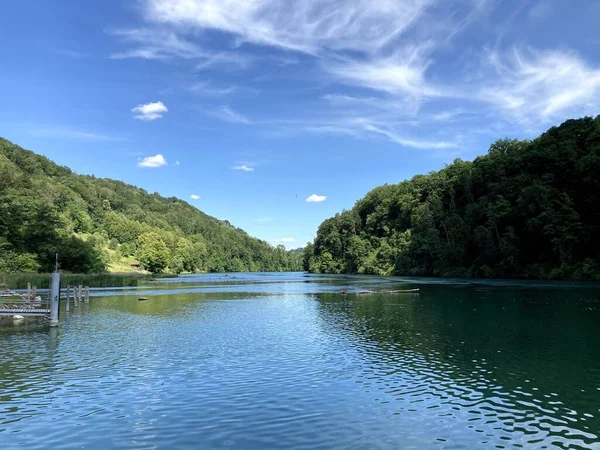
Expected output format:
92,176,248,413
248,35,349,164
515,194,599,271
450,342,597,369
304,117,600,280
0,139,302,274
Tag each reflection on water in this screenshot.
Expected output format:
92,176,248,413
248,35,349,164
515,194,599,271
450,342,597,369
1,273,600,449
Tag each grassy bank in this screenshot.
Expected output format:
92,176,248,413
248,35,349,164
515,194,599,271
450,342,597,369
0,272,158,289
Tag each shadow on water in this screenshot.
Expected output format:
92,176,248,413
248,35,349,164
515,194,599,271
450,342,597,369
315,285,600,447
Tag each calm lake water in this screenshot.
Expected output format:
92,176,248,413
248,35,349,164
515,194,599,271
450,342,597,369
1,272,600,449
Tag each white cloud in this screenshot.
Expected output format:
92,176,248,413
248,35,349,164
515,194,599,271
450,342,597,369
478,48,600,124
132,101,168,120
190,194,200,200
209,106,252,124
306,194,327,203
175,160,181,166
138,154,168,167
232,164,254,172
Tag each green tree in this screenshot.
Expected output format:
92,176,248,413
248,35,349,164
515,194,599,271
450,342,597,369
0,137,304,274
137,232,170,274
305,116,600,280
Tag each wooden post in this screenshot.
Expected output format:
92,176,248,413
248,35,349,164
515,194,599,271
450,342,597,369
66,285,71,312
32,286,37,299
78,285,83,304
27,282,31,300
85,286,90,303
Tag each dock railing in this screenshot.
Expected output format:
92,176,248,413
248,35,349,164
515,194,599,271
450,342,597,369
0,290,51,317
0,271,89,325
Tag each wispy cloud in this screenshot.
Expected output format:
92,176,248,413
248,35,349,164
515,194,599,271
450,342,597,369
326,47,440,101
528,0,554,21
132,101,168,120
143,0,433,54
190,194,200,200
110,28,204,60
109,27,254,69
209,106,252,125
129,0,480,149
270,237,295,244
287,117,456,150
433,109,466,122
306,194,327,203
356,121,456,149
196,52,255,70
113,0,600,150
320,94,378,104
478,48,600,124
57,49,89,58
30,126,121,142
232,164,254,172
138,154,168,167
190,82,237,96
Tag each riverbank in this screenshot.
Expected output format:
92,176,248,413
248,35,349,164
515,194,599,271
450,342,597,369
0,272,159,289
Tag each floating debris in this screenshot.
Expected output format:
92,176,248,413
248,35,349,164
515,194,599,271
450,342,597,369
355,288,420,295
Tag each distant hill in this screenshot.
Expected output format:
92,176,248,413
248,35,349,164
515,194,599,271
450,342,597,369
304,117,600,280
0,138,301,273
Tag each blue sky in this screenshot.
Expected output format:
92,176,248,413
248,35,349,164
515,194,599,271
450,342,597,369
1,0,599,248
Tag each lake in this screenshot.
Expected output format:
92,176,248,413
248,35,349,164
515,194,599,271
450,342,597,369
1,272,600,449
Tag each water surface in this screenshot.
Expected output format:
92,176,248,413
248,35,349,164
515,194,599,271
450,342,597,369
1,273,600,449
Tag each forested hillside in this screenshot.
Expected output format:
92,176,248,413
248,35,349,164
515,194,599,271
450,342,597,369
0,139,302,273
304,117,600,280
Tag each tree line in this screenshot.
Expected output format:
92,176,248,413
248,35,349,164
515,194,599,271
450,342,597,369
0,139,302,274
304,117,600,280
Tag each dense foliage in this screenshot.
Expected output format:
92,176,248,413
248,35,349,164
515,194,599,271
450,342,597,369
0,272,154,289
305,117,600,280
0,139,302,274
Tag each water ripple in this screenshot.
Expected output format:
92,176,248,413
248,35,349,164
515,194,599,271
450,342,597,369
1,274,600,448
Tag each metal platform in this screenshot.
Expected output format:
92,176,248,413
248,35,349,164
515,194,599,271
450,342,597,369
1,292,51,319
1,267,65,325
0,308,51,317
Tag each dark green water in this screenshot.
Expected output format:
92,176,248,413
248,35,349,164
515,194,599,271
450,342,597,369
1,273,600,449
